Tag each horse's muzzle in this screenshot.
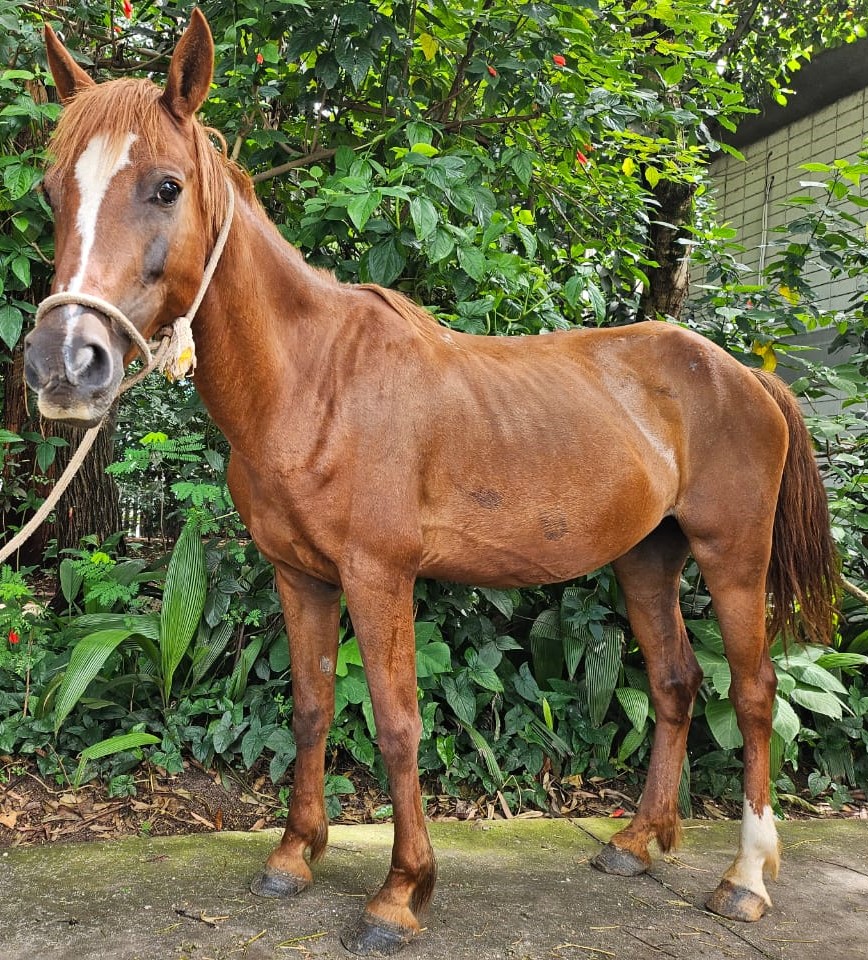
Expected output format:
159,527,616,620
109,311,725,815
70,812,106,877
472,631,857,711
24,305,123,426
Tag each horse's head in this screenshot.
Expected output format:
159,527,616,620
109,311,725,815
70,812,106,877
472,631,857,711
25,9,224,426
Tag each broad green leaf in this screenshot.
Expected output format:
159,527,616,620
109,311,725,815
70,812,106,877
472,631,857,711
789,662,848,695
617,722,647,762
677,755,691,818
790,688,843,719
585,626,623,726
815,652,868,670
615,686,649,732
366,238,405,285
441,673,477,724
160,520,207,702
336,635,364,676
74,731,159,786
416,640,451,678
704,696,743,749
772,695,800,744
409,196,438,241
54,629,132,730
457,245,485,281
0,304,23,350
347,189,381,231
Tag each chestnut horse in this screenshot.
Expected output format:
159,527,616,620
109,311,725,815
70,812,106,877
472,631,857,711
26,12,837,956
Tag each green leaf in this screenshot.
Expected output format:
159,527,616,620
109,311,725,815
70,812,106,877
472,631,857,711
0,304,23,350
617,722,647,762
409,196,438,240
789,662,848,695
2,162,36,201
771,695,800,744
615,687,649,732
416,640,452,677
54,629,132,731
704,696,743,749
441,673,477,724
159,520,207,703
457,245,485,281
11,255,30,288
336,635,363,676
461,722,504,787
815,652,868,670
585,626,623,726
74,731,159,786
789,688,843,719
347,190,381,231
366,238,405,285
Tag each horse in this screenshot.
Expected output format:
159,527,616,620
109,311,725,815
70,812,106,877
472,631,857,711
26,11,838,956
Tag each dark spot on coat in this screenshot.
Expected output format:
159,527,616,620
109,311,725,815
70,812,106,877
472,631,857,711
471,488,503,509
541,512,568,541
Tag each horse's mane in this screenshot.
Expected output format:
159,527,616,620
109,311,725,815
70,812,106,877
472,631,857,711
358,284,442,338
49,77,440,335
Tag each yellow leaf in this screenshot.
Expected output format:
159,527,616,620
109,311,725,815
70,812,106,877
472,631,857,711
751,341,777,372
645,166,660,188
419,32,438,62
622,156,636,176
778,284,799,305
410,141,439,157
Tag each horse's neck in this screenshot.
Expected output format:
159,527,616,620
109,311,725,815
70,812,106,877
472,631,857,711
192,192,340,450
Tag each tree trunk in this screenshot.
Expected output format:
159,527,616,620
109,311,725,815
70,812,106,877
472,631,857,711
639,179,696,321
47,411,122,554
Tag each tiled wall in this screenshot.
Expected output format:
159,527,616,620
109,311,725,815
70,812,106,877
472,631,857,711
707,89,868,313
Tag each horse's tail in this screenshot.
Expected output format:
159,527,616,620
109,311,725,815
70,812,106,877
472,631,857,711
754,370,840,644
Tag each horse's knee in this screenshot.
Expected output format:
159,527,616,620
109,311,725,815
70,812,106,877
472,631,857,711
653,658,703,726
292,705,332,748
376,712,422,767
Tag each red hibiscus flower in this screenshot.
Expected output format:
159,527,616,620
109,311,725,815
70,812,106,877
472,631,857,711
552,54,566,67
8,630,20,645
256,52,264,65
487,65,497,77
123,0,133,18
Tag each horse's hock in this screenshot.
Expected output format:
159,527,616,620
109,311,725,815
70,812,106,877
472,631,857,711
24,10,842,956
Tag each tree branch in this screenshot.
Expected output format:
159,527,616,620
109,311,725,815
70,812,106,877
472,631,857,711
250,149,338,184
713,0,763,64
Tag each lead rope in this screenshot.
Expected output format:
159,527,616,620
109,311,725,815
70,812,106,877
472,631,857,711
0,180,235,567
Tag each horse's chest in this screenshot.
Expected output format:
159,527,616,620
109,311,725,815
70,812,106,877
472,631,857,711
226,454,342,582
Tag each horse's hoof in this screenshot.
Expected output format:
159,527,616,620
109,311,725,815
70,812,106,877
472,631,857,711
590,842,649,877
340,911,417,956
249,867,308,899
705,879,769,922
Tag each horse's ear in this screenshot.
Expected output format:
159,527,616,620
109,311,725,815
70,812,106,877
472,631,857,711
45,24,95,103
160,8,214,123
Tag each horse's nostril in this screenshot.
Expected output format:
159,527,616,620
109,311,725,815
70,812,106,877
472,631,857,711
65,339,113,389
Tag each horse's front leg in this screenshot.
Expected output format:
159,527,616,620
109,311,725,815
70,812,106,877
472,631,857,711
340,570,435,956
251,566,341,898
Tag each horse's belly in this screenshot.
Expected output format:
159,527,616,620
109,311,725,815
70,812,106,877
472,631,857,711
418,493,664,587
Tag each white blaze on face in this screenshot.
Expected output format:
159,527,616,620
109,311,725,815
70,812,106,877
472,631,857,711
723,800,781,904
66,131,137,294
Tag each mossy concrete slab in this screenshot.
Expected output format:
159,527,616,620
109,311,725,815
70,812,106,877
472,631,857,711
0,818,865,959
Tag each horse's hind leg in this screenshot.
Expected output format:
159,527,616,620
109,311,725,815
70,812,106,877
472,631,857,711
692,538,780,921
251,567,341,898
592,518,702,875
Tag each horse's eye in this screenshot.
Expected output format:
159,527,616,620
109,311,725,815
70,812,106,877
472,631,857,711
156,180,181,205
